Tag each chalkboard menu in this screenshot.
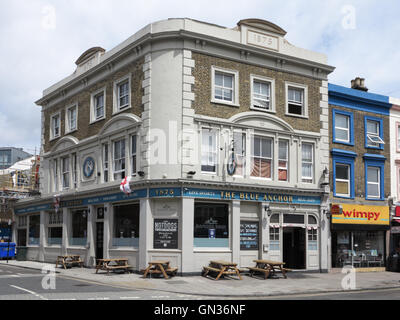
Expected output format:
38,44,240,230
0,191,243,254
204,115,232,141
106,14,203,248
240,221,259,250
154,219,178,249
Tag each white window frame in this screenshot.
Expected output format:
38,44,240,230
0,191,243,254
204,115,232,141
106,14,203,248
301,142,314,184
278,140,289,182
65,103,78,134
103,143,109,183
90,87,106,123
233,131,246,177
113,138,126,181
366,119,385,146
53,158,59,192
50,112,61,140
211,66,239,107
285,82,308,118
250,75,275,113
201,128,218,174
335,163,350,197
131,134,137,175
367,166,381,199
335,113,350,143
61,156,70,190
251,135,274,180
113,74,131,114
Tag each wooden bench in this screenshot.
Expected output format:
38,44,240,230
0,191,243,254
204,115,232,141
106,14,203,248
56,255,84,270
142,261,178,279
248,259,289,279
247,266,271,279
202,260,242,281
95,259,132,275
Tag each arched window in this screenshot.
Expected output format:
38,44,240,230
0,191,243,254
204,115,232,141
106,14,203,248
270,214,280,224
308,215,317,225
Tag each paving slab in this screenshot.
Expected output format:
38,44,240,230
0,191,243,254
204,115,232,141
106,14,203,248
1,260,400,297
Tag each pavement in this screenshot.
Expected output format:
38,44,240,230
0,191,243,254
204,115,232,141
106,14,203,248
1,259,400,298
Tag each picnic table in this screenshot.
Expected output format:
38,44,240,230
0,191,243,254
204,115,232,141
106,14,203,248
141,261,178,279
56,255,84,269
95,258,132,275
202,260,242,281
247,259,289,279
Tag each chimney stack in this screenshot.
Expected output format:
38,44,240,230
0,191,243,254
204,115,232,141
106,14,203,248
351,77,368,92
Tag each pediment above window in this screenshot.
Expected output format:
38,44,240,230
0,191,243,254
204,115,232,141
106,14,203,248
229,112,295,133
99,113,141,136
50,136,79,153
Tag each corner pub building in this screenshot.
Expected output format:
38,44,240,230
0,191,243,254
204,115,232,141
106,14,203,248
13,18,335,274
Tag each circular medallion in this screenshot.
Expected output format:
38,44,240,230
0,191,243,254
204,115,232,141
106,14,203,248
83,157,95,178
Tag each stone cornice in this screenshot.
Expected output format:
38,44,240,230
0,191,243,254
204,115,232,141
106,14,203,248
36,21,335,109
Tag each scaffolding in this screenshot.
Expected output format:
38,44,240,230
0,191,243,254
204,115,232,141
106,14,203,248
0,155,40,199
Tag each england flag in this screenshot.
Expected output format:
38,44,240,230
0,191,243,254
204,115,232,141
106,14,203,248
120,176,132,195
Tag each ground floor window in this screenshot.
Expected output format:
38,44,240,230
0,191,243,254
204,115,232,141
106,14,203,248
332,230,385,268
48,211,63,245
113,204,139,247
48,227,62,245
28,215,40,245
70,210,87,246
17,229,27,246
194,203,229,248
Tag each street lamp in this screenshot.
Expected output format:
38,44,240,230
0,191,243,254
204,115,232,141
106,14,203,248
6,219,11,264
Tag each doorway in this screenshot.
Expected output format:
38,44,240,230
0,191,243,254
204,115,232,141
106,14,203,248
283,227,306,269
96,222,104,260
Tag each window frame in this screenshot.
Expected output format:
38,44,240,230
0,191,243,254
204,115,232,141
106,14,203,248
364,116,384,150
50,112,61,141
103,143,109,183
232,131,246,177
301,142,314,184
90,87,106,124
61,156,70,190
364,155,385,201
112,138,126,181
211,66,239,107
250,75,275,113
131,134,137,175
201,127,219,174
65,103,78,134
250,135,274,180
278,139,289,182
285,82,308,118
113,74,131,114
332,109,354,145
334,163,351,198
331,149,356,199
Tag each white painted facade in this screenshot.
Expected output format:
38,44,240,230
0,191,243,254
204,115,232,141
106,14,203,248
14,18,334,274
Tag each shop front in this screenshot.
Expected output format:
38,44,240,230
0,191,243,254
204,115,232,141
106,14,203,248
14,184,329,274
331,203,390,270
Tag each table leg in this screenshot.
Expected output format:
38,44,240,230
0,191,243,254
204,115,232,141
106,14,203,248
280,266,287,279
158,264,169,279
235,267,242,280
215,267,226,281
143,266,151,278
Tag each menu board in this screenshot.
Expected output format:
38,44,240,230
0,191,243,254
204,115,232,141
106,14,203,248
154,219,178,249
240,221,259,250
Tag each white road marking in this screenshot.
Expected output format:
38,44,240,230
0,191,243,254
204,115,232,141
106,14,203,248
10,285,48,300
88,297,110,300
120,296,141,300
151,295,170,299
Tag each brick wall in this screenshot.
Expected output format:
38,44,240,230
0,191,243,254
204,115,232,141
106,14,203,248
329,104,391,201
192,52,323,133
43,58,145,153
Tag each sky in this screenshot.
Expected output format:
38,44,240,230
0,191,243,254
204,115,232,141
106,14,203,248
0,0,399,154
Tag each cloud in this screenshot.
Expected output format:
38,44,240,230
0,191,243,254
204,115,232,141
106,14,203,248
0,0,399,153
